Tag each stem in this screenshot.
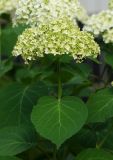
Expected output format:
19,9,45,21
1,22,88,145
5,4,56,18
52,60,62,160
53,146,57,160
0,23,2,65
58,61,62,100
62,146,68,160
36,146,51,160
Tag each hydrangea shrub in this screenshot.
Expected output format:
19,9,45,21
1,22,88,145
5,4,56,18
1,0,113,160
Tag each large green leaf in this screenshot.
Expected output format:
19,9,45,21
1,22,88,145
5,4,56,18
87,88,113,123
76,149,113,160
0,82,48,127
31,96,88,148
0,126,37,156
0,157,21,160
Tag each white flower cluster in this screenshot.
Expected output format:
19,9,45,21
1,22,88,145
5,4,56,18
84,10,113,36
0,0,18,14
101,0,113,43
13,17,100,63
76,5,89,23
13,1,99,63
109,0,113,10
84,0,113,44
103,28,113,43
13,0,88,26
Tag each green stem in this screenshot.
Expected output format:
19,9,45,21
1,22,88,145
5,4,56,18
36,146,51,160
0,23,2,65
53,146,57,160
58,61,62,100
53,60,62,160
62,146,68,160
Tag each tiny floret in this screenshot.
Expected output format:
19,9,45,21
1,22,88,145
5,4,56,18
13,17,100,63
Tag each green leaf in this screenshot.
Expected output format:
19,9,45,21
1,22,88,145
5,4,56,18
59,55,73,63
0,82,48,128
69,128,96,153
0,59,13,78
15,67,41,81
1,25,25,56
97,121,113,150
103,132,113,150
87,88,113,123
0,126,37,156
65,64,91,85
31,96,88,148
88,57,101,64
0,157,21,160
105,52,113,68
76,149,113,160
75,63,92,78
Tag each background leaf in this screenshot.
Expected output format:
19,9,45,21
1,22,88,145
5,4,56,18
0,59,13,78
31,96,88,148
0,82,49,128
96,119,113,151
87,88,113,123
75,149,113,160
0,126,37,156
65,63,91,85
105,51,113,69
0,157,21,160
68,128,97,154
1,25,25,56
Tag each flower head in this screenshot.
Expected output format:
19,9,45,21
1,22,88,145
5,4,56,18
13,17,100,63
76,5,89,23
108,0,113,10
0,0,18,14
84,10,113,36
103,28,113,43
13,0,87,26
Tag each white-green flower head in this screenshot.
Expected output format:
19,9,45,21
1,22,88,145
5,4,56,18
108,0,113,10
13,17,100,63
0,0,18,14
84,10,113,36
13,0,87,26
103,28,113,43
76,5,89,23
